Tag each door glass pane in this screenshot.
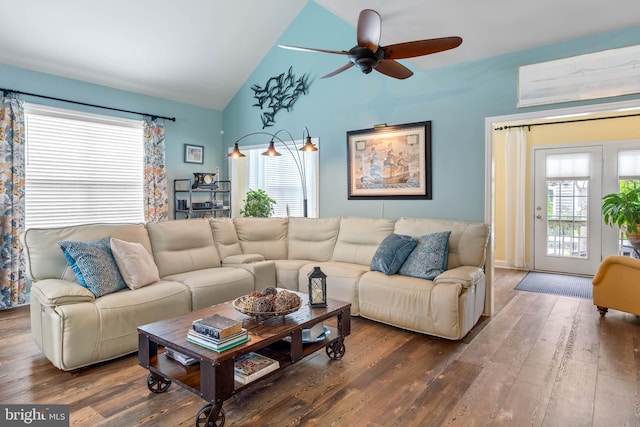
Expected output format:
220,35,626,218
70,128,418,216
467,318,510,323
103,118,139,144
546,179,589,258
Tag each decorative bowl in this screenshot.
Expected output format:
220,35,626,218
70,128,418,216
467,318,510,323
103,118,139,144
232,295,302,319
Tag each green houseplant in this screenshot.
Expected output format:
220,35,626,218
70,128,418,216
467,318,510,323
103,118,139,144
602,184,640,247
240,188,276,217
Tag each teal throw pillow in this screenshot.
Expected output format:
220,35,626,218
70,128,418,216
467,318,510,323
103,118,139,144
59,238,127,297
370,234,417,275
399,231,451,280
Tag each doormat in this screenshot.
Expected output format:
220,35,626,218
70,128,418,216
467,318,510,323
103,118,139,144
515,271,593,300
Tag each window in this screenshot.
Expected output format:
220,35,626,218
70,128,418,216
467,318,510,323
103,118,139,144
230,139,319,217
616,149,640,256
25,104,145,228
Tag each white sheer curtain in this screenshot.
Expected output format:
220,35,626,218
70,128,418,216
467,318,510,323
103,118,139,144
504,128,527,268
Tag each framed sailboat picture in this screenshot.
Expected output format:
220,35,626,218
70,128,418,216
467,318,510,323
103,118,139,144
347,121,432,199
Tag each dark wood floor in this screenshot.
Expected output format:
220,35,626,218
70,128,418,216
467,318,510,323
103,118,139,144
1,268,639,426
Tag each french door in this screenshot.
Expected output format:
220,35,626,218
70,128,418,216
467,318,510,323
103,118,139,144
533,146,602,276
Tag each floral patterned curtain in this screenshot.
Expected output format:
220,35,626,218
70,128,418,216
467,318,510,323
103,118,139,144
0,96,26,309
143,119,169,222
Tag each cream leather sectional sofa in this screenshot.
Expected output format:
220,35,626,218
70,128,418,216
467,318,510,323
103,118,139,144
22,216,489,370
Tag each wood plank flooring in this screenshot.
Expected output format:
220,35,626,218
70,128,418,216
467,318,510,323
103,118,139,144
1,268,639,426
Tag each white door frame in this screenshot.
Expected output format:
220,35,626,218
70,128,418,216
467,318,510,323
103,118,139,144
484,98,640,316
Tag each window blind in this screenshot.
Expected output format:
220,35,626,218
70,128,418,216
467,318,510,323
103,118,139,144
24,104,145,229
618,150,640,179
546,153,590,178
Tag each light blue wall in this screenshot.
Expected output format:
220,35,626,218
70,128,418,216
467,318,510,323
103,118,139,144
0,63,223,217
223,2,640,221
3,2,639,223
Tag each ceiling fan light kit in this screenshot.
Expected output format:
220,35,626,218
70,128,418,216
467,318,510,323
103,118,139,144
279,9,462,80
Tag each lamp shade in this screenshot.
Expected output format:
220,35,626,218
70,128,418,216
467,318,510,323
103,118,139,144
299,136,318,152
261,140,281,157
228,142,246,158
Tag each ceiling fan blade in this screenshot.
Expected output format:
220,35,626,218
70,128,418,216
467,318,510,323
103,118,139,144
320,62,355,79
278,44,350,56
357,9,381,53
384,36,463,59
374,60,413,79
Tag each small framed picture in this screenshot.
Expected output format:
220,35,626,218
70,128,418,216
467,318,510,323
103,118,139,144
184,144,204,164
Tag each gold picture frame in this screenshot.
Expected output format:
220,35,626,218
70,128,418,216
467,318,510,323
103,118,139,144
347,121,432,199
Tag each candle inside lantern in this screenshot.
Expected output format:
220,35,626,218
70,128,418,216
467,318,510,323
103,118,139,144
311,280,324,303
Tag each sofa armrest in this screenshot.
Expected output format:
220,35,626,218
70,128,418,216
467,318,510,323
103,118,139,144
434,266,484,288
224,260,276,289
221,253,265,265
30,279,95,306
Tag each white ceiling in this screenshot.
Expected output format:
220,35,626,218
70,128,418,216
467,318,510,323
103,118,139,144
0,0,638,111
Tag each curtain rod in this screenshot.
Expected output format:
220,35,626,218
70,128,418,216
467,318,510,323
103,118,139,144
493,111,640,131
1,87,176,122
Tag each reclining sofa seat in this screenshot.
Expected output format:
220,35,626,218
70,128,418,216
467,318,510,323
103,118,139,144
296,217,396,316
358,217,490,340
223,216,373,315
23,223,192,371
146,219,254,310
211,217,296,288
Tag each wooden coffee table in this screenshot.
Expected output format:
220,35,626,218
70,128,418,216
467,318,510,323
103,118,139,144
137,291,351,426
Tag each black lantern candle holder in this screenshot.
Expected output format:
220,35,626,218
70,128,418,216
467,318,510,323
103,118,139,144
307,266,327,307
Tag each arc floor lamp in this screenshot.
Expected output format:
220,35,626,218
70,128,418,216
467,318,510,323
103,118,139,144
229,127,318,217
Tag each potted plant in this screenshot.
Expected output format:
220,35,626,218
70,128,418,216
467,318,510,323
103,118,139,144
602,183,640,247
240,188,276,217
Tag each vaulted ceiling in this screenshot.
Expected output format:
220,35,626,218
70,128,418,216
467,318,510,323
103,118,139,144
0,0,638,110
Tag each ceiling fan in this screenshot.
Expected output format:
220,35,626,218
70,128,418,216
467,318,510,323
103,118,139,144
279,9,462,80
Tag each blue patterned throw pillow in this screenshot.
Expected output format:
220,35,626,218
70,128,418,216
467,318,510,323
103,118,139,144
370,234,418,275
59,238,127,297
399,231,451,280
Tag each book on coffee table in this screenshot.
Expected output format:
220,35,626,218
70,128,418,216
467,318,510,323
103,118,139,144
165,347,198,366
186,329,249,353
234,352,280,384
192,314,243,339
189,328,248,344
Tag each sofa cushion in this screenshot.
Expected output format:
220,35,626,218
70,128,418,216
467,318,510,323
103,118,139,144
394,217,489,269
146,219,221,277
209,218,243,260
358,271,465,340
58,238,127,297
233,217,288,260
110,238,160,289
288,217,340,261
22,223,151,282
399,231,451,280
163,268,255,310
298,262,369,315
370,234,417,275
332,217,396,265
274,259,312,291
